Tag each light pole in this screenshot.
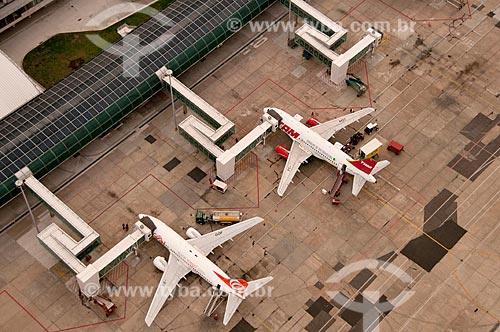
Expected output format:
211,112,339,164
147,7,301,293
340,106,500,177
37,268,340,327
166,69,177,131
16,180,40,233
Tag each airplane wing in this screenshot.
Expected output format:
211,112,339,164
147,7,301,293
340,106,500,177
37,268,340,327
187,217,264,256
352,174,367,196
277,141,312,196
145,255,191,326
311,107,375,139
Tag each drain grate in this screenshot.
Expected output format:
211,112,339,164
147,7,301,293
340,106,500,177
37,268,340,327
145,135,156,144
187,167,207,183
163,157,180,171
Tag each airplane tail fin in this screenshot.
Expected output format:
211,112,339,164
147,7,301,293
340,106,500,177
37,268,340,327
243,276,273,297
371,160,390,175
350,160,390,196
348,159,390,175
223,277,273,325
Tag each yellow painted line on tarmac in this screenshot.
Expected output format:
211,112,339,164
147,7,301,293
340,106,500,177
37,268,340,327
363,187,500,322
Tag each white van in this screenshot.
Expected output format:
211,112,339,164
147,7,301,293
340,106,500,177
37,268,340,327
211,179,228,193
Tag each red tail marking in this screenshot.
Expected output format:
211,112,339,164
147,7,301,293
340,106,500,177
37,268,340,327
214,271,248,295
348,159,377,175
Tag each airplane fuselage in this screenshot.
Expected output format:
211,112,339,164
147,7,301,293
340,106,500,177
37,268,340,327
276,110,376,183
150,219,245,298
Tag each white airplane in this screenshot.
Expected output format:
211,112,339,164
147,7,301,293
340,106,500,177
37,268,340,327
140,214,273,327
263,107,390,196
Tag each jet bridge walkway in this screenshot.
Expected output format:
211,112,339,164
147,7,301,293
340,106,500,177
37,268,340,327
280,0,382,84
77,216,155,297
14,167,155,297
278,0,347,49
15,167,100,263
156,68,277,181
157,67,235,146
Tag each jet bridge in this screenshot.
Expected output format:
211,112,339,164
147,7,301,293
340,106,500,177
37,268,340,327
216,121,273,180
278,0,347,49
156,67,278,181
156,67,234,148
15,167,100,262
281,0,382,84
77,216,155,297
14,167,155,298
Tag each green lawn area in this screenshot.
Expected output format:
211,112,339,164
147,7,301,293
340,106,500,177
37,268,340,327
23,0,174,88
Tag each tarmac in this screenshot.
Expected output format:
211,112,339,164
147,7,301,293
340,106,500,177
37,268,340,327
1,0,500,331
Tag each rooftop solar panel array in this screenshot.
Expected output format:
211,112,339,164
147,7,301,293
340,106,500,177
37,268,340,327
0,0,274,206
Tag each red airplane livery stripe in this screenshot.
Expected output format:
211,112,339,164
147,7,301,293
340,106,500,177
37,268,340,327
348,159,377,175
279,122,300,139
213,271,248,294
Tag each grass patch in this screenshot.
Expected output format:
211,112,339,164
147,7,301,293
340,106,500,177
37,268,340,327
23,0,174,89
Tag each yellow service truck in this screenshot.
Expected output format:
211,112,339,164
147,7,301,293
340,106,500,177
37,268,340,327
195,210,242,225
359,138,383,159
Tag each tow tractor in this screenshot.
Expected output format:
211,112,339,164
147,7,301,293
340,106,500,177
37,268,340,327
346,74,367,97
93,295,117,317
195,210,242,225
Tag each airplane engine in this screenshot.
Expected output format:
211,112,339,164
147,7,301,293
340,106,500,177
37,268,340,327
306,117,320,127
153,256,168,272
275,145,289,159
186,227,202,239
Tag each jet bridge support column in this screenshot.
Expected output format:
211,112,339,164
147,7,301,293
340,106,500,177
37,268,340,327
216,121,274,180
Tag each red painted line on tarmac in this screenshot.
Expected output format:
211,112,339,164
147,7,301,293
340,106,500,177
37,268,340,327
91,155,261,222
267,78,311,109
339,0,369,21
252,151,261,208
1,290,49,332
267,78,373,112
413,16,467,22
363,61,373,108
466,0,472,18
224,78,270,115
376,0,471,22
53,316,125,332
51,263,129,332
149,174,196,210
0,232,130,332
89,175,148,224
376,0,413,21
149,160,260,210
